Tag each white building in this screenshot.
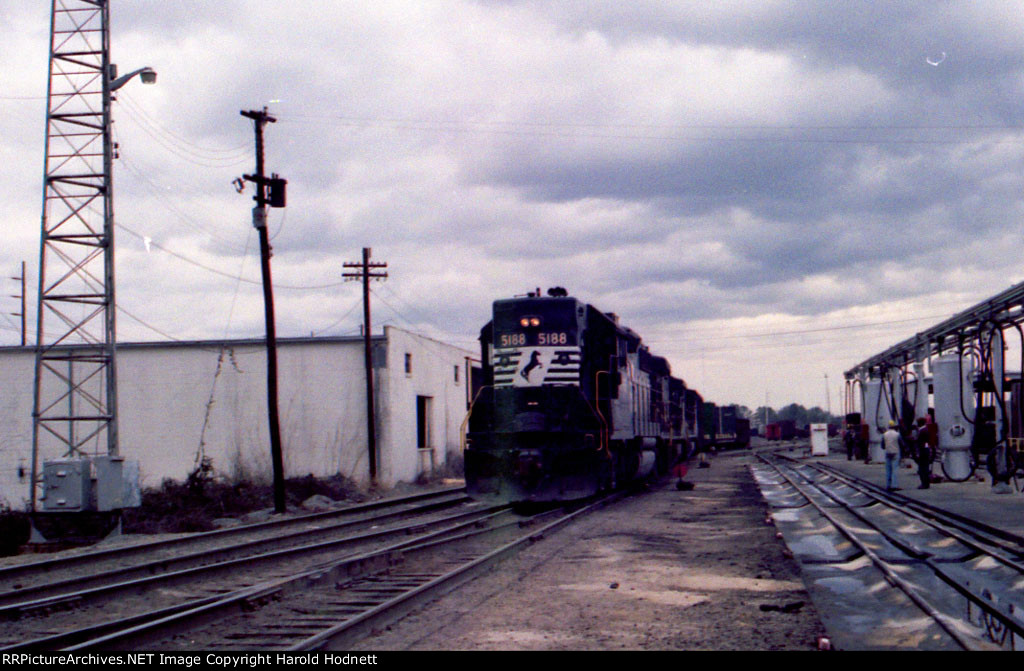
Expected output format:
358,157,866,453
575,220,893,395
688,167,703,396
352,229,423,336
0,326,477,509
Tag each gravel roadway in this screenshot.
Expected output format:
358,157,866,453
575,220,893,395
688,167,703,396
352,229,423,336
353,453,828,651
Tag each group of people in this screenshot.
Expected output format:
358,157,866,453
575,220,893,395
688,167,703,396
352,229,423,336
843,419,937,491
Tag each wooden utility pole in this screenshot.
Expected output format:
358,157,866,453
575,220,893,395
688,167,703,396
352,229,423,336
343,248,387,483
241,108,288,513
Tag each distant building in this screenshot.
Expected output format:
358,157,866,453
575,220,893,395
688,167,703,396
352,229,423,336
0,326,476,509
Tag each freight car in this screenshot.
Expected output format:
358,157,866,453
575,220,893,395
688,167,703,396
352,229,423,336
711,404,751,449
464,289,694,502
765,419,796,441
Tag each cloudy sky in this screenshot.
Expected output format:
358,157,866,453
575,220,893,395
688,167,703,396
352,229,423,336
3,1,1024,412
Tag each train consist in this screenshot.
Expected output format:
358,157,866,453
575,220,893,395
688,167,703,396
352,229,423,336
464,288,746,502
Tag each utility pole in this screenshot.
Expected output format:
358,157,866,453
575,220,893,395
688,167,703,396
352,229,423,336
11,262,25,347
343,248,387,484
240,108,288,514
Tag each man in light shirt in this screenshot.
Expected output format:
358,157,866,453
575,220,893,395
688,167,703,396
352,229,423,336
883,421,902,491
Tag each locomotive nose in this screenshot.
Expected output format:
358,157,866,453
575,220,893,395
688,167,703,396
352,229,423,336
513,411,546,432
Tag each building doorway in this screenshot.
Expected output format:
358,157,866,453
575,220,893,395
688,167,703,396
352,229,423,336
417,395,435,475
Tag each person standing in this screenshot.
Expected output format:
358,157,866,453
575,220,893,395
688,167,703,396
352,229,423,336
906,422,919,470
914,418,933,489
883,421,902,491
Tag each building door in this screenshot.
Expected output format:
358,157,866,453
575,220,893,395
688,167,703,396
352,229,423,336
416,396,435,475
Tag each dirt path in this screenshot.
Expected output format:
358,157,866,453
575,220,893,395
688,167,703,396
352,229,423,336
353,454,827,650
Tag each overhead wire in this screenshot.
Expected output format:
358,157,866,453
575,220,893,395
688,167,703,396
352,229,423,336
118,92,252,167
666,328,914,356
220,227,255,340
361,282,967,362
115,221,345,290
369,286,468,346
368,287,419,332
116,151,245,249
17,92,1015,355
116,304,188,343
276,113,1024,146
309,296,364,337
652,310,964,342
375,282,464,337
119,91,251,155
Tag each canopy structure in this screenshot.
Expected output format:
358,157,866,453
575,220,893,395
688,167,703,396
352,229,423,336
845,278,1024,379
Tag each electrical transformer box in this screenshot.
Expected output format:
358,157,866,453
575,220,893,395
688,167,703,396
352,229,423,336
93,456,124,511
40,455,140,512
41,459,91,511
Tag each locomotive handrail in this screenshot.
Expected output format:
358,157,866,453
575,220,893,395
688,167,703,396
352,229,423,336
593,370,612,454
575,383,608,454
459,384,493,454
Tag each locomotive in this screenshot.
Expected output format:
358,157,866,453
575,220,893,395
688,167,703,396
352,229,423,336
464,288,696,502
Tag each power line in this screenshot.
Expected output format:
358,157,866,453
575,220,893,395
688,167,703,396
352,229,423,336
115,221,345,290
120,91,251,156
281,113,1024,132
310,296,363,337
116,304,188,343
277,113,1024,145
649,310,960,344
119,92,252,167
117,152,246,248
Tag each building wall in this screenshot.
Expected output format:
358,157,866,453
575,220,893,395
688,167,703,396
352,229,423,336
379,328,474,484
0,348,33,508
0,327,474,509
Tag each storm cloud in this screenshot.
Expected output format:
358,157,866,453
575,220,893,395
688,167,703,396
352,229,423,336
2,1,1024,410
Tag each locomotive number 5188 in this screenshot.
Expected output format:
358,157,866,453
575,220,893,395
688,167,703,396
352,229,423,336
497,332,569,347
537,332,569,345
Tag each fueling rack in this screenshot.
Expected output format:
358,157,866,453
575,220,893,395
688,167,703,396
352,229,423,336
845,279,1024,487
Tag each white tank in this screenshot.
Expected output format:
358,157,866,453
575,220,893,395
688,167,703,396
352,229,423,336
932,354,975,480
863,379,891,462
913,361,930,421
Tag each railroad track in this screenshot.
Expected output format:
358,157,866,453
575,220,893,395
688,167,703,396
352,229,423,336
0,486,483,650
0,486,467,595
3,487,622,651
755,452,1024,650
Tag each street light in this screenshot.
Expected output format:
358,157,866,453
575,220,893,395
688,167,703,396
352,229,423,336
109,65,157,92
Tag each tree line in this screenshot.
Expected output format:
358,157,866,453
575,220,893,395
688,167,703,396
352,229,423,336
735,403,840,429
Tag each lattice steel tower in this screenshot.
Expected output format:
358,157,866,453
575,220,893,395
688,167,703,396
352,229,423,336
30,1,153,513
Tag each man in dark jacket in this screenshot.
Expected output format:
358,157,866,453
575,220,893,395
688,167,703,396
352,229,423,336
914,418,934,489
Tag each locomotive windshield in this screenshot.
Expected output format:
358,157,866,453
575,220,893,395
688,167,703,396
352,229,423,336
492,297,581,387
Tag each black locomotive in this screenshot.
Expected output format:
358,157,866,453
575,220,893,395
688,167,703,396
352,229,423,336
464,288,698,502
